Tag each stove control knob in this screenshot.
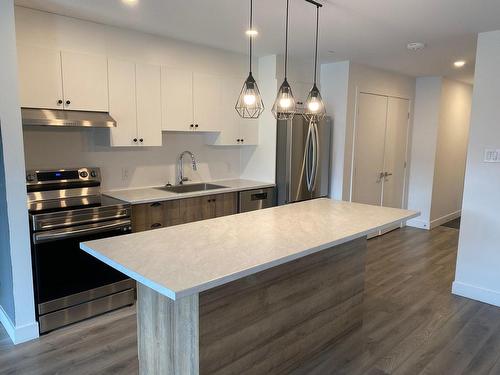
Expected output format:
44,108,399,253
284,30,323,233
80,171,89,178
26,173,35,182
90,170,97,178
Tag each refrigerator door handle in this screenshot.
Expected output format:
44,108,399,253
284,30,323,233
311,121,320,192
306,122,315,192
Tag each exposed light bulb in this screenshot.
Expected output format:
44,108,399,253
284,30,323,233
279,97,292,109
246,29,258,36
244,93,256,105
121,0,138,6
308,98,320,112
454,60,466,68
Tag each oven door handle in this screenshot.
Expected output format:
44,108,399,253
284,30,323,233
33,219,131,244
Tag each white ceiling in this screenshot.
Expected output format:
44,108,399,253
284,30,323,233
14,0,500,83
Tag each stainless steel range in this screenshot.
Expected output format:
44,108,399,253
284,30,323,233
26,167,135,334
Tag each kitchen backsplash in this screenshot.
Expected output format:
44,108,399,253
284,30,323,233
23,127,241,191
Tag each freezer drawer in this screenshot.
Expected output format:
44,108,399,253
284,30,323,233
238,188,276,213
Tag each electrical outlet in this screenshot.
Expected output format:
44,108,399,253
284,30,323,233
122,168,130,181
484,149,500,163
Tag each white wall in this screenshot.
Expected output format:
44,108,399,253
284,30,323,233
0,0,38,344
15,6,258,188
407,77,472,229
320,61,350,200
431,79,472,223
23,129,242,190
320,61,416,202
453,30,500,307
407,77,442,228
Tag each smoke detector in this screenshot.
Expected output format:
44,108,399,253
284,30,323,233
407,42,426,51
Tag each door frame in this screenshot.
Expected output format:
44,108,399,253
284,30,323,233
349,88,412,233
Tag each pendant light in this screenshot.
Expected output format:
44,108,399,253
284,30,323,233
304,2,326,121
272,0,296,120
235,0,264,119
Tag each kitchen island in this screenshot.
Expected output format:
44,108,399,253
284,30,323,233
81,199,418,374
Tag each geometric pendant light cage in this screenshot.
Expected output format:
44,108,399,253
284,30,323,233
235,0,265,118
303,1,326,122
272,0,297,120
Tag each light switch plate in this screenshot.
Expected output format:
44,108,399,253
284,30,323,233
484,149,500,162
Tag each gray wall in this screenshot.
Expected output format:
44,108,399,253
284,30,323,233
0,127,15,322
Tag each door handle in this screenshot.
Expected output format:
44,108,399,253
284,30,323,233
384,172,393,177
377,172,385,182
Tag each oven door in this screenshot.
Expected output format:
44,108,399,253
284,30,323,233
31,219,133,315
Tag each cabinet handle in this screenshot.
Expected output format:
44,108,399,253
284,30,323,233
150,202,162,207
190,124,194,128
151,223,162,229
133,138,138,143
66,100,71,105
241,138,244,143
194,124,199,128
237,139,241,143
139,138,144,143
57,99,63,105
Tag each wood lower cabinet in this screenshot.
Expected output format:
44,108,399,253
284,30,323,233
131,192,238,233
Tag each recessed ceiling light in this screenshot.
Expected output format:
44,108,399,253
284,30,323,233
245,29,258,37
121,0,138,6
454,60,466,68
407,42,426,51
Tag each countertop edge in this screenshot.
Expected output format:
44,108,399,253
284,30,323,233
81,210,419,301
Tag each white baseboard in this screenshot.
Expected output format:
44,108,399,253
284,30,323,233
406,218,430,230
430,210,461,229
452,281,500,308
0,305,39,344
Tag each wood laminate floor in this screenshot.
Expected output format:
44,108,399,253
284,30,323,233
1,226,499,375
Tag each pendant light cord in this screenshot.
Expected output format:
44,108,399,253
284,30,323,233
249,0,253,74
313,5,319,84
284,0,289,79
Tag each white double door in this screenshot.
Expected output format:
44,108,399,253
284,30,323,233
352,93,409,213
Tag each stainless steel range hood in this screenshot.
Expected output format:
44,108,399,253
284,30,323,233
21,108,116,128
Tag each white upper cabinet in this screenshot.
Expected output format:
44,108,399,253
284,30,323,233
17,45,64,109
193,73,223,132
161,67,194,131
206,77,259,146
108,59,137,147
60,51,109,112
17,45,109,112
108,59,162,147
136,63,162,147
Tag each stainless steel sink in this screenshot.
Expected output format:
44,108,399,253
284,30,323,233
155,183,227,194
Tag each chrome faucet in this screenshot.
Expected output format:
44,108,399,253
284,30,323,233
178,151,197,185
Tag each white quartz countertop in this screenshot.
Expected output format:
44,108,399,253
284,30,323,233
103,179,275,204
81,199,419,300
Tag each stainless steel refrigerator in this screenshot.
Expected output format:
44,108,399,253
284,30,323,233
276,115,331,205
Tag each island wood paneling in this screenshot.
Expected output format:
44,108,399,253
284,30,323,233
137,283,199,375
198,237,367,375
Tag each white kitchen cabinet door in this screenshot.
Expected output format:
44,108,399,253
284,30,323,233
108,59,138,147
193,73,222,132
206,77,259,146
212,77,241,144
289,81,312,110
136,63,162,146
239,118,259,145
61,51,109,112
161,67,194,131
17,45,64,109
